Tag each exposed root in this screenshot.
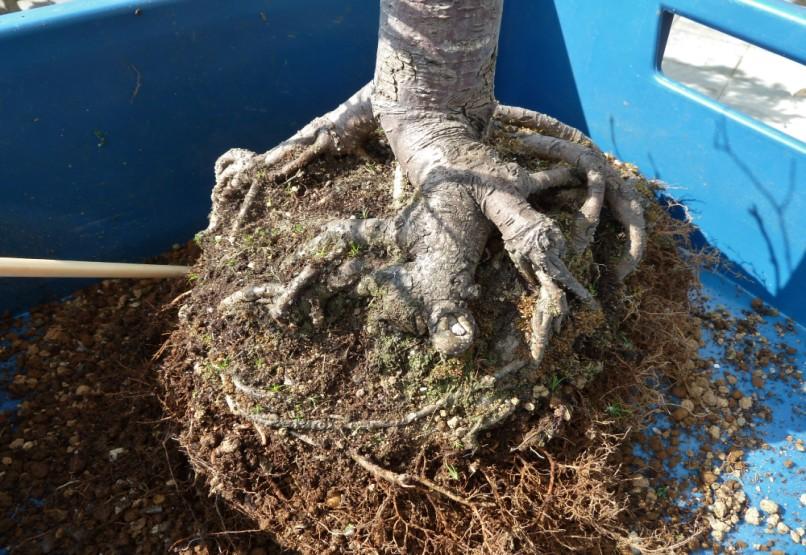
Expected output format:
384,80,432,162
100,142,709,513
219,217,393,317
225,359,528,444
162,82,700,553
211,95,648,463
521,166,581,196
492,107,647,280
494,104,592,145
163,141,706,552
350,451,414,489
351,452,482,509
529,270,568,361
536,448,555,523
207,82,376,237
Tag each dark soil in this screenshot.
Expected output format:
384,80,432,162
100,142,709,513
160,134,716,553
2,137,801,554
0,246,282,554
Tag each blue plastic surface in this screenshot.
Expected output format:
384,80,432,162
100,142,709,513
0,1,804,550
667,271,805,551
700,273,806,554
498,0,806,321
0,0,378,314
1,0,804,323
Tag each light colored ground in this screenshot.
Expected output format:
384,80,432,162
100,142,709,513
0,0,70,15
662,14,806,142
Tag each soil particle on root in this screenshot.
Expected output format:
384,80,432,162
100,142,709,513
159,135,736,554
0,245,282,554
1,141,801,553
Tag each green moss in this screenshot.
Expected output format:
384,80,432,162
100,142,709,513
547,373,566,393
605,402,631,419
370,333,426,374
348,242,362,258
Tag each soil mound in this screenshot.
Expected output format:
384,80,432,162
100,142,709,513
161,134,707,553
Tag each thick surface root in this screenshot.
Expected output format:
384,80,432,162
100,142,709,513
493,106,647,280
206,95,650,457
207,83,375,237
160,88,684,552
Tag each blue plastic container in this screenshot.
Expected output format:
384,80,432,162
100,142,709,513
1,0,804,321
0,0,804,550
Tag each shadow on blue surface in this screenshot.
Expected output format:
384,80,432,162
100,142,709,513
0,0,804,326
0,2,804,548
497,0,588,134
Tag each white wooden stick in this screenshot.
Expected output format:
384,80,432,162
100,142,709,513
0,257,190,279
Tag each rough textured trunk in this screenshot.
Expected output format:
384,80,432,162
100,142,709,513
178,4,665,549
373,0,501,132
210,0,644,363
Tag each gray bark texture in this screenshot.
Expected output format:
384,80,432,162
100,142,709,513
210,0,645,362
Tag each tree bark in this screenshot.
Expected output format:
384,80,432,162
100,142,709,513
211,0,644,360
204,0,648,460
372,0,502,136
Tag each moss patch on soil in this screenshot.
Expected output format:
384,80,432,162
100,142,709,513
160,133,719,554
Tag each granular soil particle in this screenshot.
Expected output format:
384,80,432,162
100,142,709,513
1,138,802,554
0,245,283,554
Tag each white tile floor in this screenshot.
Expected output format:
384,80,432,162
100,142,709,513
662,15,805,142
0,0,70,15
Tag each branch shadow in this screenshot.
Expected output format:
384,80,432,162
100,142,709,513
713,118,796,293
662,59,805,131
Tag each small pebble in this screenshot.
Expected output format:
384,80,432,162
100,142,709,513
532,385,548,398
108,447,127,462
712,500,727,519
759,499,779,514
671,407,688,421
744,507,761,525
75,384,92,396
709,517,729,533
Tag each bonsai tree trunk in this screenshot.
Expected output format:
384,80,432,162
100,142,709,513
166,5,700,550
210,0,645,368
